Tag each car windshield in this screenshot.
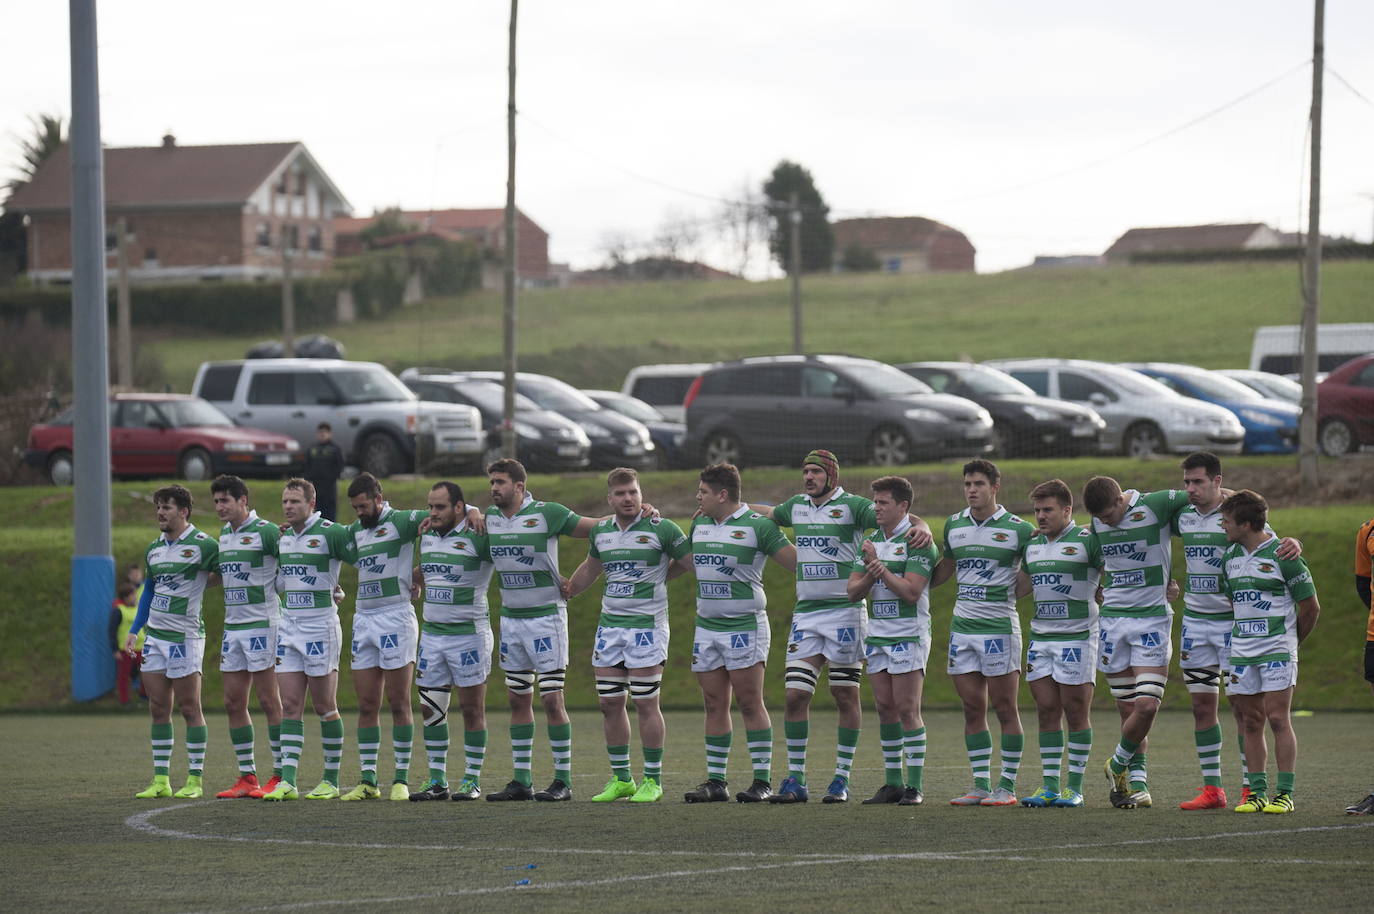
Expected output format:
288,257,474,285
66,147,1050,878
157,399,235,427
331,368,415,404
520,378,601,412
1096,365,1181,397
958,367,1036,396
595,394,664,423
1237,372,1302,401
831,360,933,396
457,382,538,413
1167,369,1265,402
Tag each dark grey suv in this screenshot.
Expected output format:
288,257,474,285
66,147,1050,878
683,355,993,468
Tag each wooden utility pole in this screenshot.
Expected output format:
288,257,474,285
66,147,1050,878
1298,0,1324,492
114,216,132,388
790,191,802,353
281,225,295,357
501,0,519,457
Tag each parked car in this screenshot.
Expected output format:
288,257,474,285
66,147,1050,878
1122,362,1299,454
245,334,347,360
399,369,591,472
984,358,1245,457
896,361,1105,457
192,359,483,477
583,389,688,469
458,371,656,469
683,354,993,468
620,362,718,422
1216,369,1302,405
25,393,302,485
1316,353,1374,456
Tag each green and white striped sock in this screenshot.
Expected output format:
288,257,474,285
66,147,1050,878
356,725,380,785
965,730,992,792
1065,728,1092,792
151,722,174,776
279,718,304,786
834,726,859,782
229,724,256,776
510,723,534,786
607,743,631,781
643,746,663,782
1039,729,1064,792
392,723,413,784
463,729,487,780
705,732,731,781
1195,725,1223,788
320,716,344,786
879,722,903,786
268,723,282,776
185,725,208,777
548,723,573,783
423,723,449,785
746,728,773,782
783,720,808,782
904,727,927,790
996,733,1023,792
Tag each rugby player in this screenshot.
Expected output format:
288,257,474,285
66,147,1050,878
483,458,603,802
410,481,495,802
567,468,692,803
845,475,938,806
931,459,1033,807
339,473,427,802
1350,515,1374,815
1016,479,1102,809
683,463,796,804
1218,490,1320,813
209,475,285,800
752,450,931,804
1171,453,1301,810
127,484,220,799
262,478,355,801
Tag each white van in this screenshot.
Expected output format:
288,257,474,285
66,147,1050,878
621,362,717,422
1249,323,1374,377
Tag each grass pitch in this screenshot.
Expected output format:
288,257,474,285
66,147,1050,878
6,709,1370,913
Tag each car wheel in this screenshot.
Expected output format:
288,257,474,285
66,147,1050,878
1318,418,1354,456
868,425,912,467
47,450,74,486
178,447,213,481
1123,422,1166,458
702,431,743,467
360,433,404,478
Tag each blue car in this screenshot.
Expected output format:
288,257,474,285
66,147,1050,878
583,389,688,469
1120,362,1299,454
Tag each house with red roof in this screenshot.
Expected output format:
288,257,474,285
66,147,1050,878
831,216,976,273
1103,223,1282,263
7,135,350,283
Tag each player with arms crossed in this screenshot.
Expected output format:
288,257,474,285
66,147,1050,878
567,468,692,803
931,459,1033,807
263,478,355,801
1218,490,1320,814
410,481,495,801
1016,479,1102,808
845,475,938,805
127,485,220,799
210,475,285,799
683,463,796,803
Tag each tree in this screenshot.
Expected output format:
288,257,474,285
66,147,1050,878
1,113,66,285
358,206,418,247
762,160,833,274
838,244,881,272
716,178,770,277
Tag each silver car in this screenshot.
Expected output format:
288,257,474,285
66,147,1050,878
983,358,1245,457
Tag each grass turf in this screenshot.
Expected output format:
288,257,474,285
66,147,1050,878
4,710,1370,912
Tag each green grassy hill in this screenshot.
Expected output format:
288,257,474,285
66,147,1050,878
6,460,1369,712
145,260,1374,390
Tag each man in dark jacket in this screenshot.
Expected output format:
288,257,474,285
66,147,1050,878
304,422,345,521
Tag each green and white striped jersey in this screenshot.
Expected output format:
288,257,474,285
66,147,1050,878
851,517,939,645
1220,535,1316,665
1174,505,1278,620
690,504,790,631
418,519,493,634
588,514,690,627
348,504,426,614
216,510,281,628
1092,489,1190,618
486,494,580,618
942,506,1033,635
1023,522,1102,640
142,524,219,642
277,512,355,617
772,487,878,614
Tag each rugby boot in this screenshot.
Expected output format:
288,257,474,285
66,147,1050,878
1262,792,1295,814
305,780,341,800
736,779,773,803
949,787,991,806
450,776,482,801
767,775,807,804
591,776,638,802
1235,792,1268,813
630,778,663,803
898,787,925,806
683,779,730,803
534,778,572,801
389,782,411,801
486,779,533,801
1346,793,1374,815
409,780,450,801
1179,785,1227,810
173,775,203,799
821,776,849,804
135,775,172,799
262,781,299,801
1051,788,1085,808
980,787,1018,807
248,775,281,799
338,782,379,801
1021,786,1059,808
862,784,905,805
216,774,260,799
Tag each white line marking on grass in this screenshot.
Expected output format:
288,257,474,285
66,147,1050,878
950,820,1374,856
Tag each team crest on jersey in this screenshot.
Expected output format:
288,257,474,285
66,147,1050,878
1129,511,1146,522
991,532,1009,542
636,535,652,544
1258,562,1274,573
374,527,388,537
522,518,539,528
180,548,194,558
240,536,254,545
1062,546,1078,555
453,541,468,550
730,530,747,540
829,509,844,518
307,539,320,548
894,545,905,555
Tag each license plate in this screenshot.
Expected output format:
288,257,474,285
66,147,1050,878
1071,425,1096,437
624,444,644,455
965,426,988,439
557,444,581,456
266,453,290,465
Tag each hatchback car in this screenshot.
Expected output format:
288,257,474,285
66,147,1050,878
620,363,718,422
1316,353,1374,456
1122,362,1299,454
897,361,1105,457
683,354,992,468
984,358,1244,457
25,393,302,485
1215,369,1302,405
400,370,591,472
583,389,688,469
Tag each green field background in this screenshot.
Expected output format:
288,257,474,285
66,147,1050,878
5,459,1369,712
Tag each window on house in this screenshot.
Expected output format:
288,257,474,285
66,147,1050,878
256,222,271,248
144,248,158,265
884,257,902,272
307,225,322,252
295,172,306,196
276,173,289,194
285,225,299,251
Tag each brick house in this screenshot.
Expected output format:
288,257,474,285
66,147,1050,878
1103,223,1282,263
831,216,976,273
334,208,550,288
7,136,350,283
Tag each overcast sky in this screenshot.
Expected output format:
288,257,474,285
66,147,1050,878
4,1,1373,275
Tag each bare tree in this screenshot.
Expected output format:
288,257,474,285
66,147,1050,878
652,208,701,263
716,178,769,277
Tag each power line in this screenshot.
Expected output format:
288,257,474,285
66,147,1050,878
1326,65,1374,112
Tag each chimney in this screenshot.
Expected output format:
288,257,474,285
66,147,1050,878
161,133,176,148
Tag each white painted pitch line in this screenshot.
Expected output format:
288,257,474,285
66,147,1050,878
953,820,1374,856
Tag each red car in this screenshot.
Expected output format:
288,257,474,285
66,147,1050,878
25,393,303,485
1317,353,1374,456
